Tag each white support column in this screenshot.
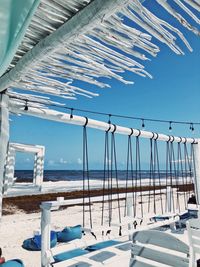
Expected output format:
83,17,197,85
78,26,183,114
166,186,172,213
3,146,16,195
193,141,200,205
0,93,9,219
33,153,38,185
33,147,45,189
41,203,52,267
126,194,133,240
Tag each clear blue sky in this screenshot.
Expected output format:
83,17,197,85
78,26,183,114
10,1,200,170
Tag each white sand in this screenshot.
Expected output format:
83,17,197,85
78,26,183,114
0,193,191,267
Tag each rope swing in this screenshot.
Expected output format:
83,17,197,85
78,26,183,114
124,128,135,217
82,118,96,239
135,132,143,218
80,116,198,236
101,121,122,236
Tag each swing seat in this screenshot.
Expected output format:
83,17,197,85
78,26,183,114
54,248,89,263
0,259,24,267
22,231,57,251
86,240,122,252
151,215,170,221
57,225,82,243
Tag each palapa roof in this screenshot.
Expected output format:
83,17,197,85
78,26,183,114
0,0,200,109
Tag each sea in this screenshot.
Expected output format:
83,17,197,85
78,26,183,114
14,170,185,182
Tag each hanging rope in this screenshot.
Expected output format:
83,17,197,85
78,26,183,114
154,136,164,214
82,117,94,236
183,142,191,201
190,142,198,205
124,128,135,217
169,137,175,213
135,133,143,218
170,139,179,213
110,125,122,235
101,125,111,233
148,134,154,213
177,141,187,210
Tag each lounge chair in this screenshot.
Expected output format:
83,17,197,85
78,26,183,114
129,230,189,267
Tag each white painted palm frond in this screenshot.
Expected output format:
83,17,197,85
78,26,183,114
2,0,200,102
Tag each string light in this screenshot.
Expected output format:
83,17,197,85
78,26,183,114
24,101,28,111
70,108,74,119
108,114,111,124
142,119,145,129
19,98,199,131
169,121,172,132
190,123,194,132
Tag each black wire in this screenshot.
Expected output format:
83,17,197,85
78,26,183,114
83,125,93,229
171,142,177,213
184,143,190,201
178,143,187,209
101,131,109,228
154,140,164,214
191,144,199,205
169,142,175,213
124,136,131,217
153,140,157,214
136,137,143,218
189,144,195,198
165,141,169,212
82,127,86,228
148,138,153,213
17,96,200,128
112,133,122,227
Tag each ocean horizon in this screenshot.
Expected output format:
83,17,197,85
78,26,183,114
14,169,189,182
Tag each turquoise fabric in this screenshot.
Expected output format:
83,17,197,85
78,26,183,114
54,248,89,263
86,240,121,252
0,0,40,77
0,259,24,267
57,225,82,243
22,231,57,251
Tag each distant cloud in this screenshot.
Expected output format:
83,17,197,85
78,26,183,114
25,158,31,162
59,158,68,164
48,159,55,166
77,158,82,165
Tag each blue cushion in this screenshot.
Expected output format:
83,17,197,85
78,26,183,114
22,231,57,251
188,209,198,218
57,225,82,243
86,240,121,252
152,216,170,221
179,212,190,220
0,259,24,267
54,248,88,263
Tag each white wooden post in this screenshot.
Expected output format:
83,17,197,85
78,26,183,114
126,195,133,229
0,93,9,219
166,186,172,213
193,140,200,206
126,194,133,240
41,203,52,267
33,153,37,185
3,147,15,195
33,147,45,189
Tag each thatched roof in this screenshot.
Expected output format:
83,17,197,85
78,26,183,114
0,0,200,108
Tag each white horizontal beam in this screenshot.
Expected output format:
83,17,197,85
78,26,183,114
10,105,198,144
10,142,44,153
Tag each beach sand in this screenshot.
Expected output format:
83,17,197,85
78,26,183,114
0,185,193,267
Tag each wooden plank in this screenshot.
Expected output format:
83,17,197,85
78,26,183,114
132,230,189,254
130,259,155,267
132,244,189,267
